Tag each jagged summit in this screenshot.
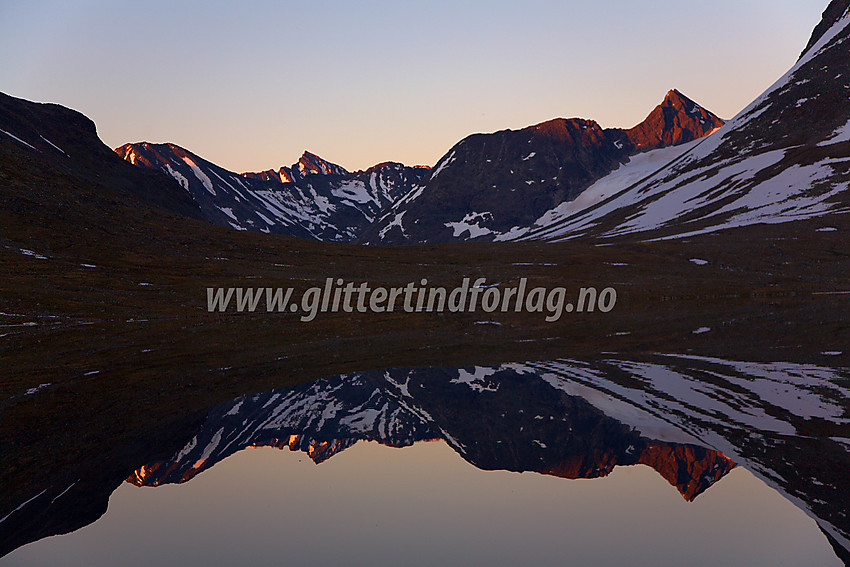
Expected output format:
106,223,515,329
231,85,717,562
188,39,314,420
117,141,189,170
296,150,348,176
241,150,348,184
625,89,725,151
523,90,723,152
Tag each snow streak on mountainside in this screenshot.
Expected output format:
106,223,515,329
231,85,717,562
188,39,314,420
363,90,724,244
116,143,428,241
517,1,850,242
495,141,701,241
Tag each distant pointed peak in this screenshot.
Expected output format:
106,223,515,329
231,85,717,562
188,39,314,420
662,89,697,108
294,151,349,176
625,90,725,151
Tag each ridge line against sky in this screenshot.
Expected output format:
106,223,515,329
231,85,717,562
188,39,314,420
0,1,830,173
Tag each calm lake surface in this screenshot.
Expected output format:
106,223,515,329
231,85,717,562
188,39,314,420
4,443,840,567
3,359,848,566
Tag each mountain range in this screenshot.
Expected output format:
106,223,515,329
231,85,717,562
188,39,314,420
9,1,844,248
115,143,429,241
114,89,724,244
102,1,850,246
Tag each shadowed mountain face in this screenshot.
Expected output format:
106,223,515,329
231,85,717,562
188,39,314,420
364,90,724,244
0,93,203,221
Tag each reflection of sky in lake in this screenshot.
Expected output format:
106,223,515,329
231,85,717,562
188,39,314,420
7,441,841,567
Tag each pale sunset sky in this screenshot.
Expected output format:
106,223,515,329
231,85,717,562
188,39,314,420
0,1,830,172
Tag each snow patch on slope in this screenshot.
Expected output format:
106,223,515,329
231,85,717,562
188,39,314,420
445,211,495,238
496,142,697,241
379,210,408,239
182,156,216,195
0,128,37,150
450,367,500,392
430,150,456,180
163,163,189,190
819,116,850,146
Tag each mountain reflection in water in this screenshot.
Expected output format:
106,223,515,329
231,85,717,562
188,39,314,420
128,364,737,503
3,356,849,566
128,358,849,563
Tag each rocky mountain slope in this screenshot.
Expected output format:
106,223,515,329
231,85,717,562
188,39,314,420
363,89,723,244
513,0,850,242
116,142,429,241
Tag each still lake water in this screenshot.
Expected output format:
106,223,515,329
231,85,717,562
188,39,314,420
5,442,840,567
4,359,848,565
